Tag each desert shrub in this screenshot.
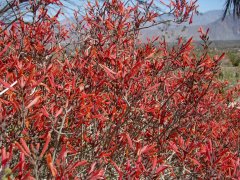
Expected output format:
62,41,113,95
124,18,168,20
227,51,240,66
0,0,239,179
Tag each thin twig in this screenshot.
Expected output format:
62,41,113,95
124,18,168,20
0,81,17,96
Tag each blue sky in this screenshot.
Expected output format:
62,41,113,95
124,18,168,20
59,0,227,16
33,0,229,20
0,0,228,13
197,0,225,12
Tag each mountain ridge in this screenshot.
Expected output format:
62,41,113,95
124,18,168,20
140,10,240,42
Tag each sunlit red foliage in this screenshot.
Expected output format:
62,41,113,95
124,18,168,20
0,0,239,179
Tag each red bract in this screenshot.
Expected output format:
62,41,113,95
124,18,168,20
0,0,239,179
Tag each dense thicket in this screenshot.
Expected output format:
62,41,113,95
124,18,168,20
0,0,239,179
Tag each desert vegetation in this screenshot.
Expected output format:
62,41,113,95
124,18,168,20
227,50,240,66
0,0,239,179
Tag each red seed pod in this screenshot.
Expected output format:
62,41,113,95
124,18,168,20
15,142,30,157
20,138,31,155
40,132,51,158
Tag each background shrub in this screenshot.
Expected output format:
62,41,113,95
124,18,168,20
227,50,240,66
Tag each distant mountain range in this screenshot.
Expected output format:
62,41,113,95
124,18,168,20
140,10,240,42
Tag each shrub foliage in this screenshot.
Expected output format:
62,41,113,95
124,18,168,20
0,0,239,179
